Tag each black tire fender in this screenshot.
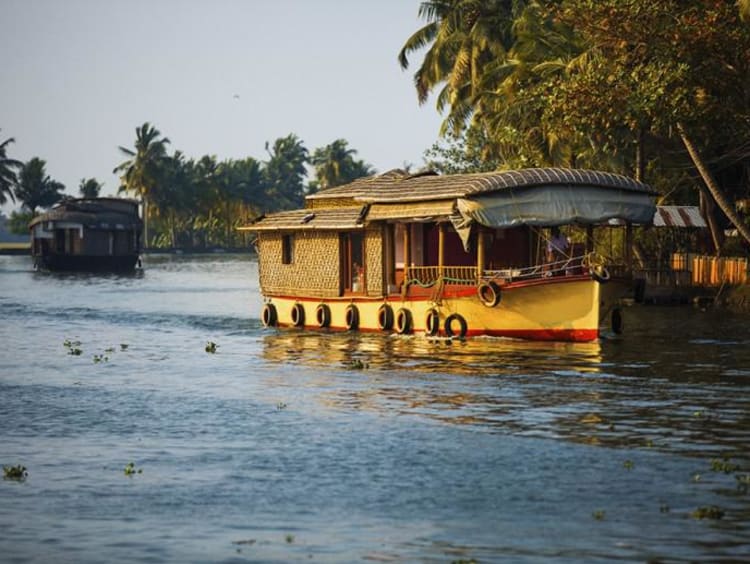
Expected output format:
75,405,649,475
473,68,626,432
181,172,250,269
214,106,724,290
477,281,501,307
315,304,331,328
444,313,468,339
425,308,440,336
395,308,412,334
345,304,359,331
377,304,394,331
261,303,277,327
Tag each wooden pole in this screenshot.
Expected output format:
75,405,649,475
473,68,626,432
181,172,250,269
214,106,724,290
438,222,445,278
477,229,485,280
402,224,411,297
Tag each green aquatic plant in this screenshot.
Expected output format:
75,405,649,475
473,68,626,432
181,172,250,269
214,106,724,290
592,510,606,521
285,534,294,544
3,464,27,480
345,359,369,370
205,341,218,353
63,338,83,356
120,343,129,351
691,506,724,520
659,504,670,513
277,402,287,410
92,354,109,363
710,457,740,474
623,460,634,471
124,462,143,476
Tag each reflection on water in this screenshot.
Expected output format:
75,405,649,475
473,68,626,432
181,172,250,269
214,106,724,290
260,316,750,462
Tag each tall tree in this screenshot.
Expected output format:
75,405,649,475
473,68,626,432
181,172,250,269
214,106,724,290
263,134,309,211
398,0,527,136
114,122,170,247
79,177,102,199
14,157,65,213
0,130,23,205
310,139,375,191
547,0,750,249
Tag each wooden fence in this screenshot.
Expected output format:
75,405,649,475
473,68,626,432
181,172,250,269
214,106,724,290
671,254,748,286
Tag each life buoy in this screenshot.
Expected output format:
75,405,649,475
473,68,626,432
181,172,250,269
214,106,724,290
261,303,277,327
444,313,468,339
590,264,610,283
395,308,412,334
315,304,331,328
477,281,501,307
425,308,440,336
377,304,394,331
611,307,623,335
290,303,305,327
345,304,359,331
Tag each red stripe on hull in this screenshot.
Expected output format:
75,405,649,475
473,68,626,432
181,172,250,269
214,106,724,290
275,324,599,342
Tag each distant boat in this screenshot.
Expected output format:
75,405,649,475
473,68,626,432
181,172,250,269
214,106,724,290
240,168,656,342
29,197,143,272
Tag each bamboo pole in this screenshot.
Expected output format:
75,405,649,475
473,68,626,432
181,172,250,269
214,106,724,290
477,230,485,280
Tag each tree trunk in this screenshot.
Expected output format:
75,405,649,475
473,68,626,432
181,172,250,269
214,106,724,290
677,122,750,252
699,189,722,254
142,198,149,250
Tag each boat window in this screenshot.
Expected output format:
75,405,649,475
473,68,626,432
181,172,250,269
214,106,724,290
341,232,365,293
282,234,294,264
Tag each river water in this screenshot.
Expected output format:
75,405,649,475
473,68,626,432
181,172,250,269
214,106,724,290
1,254,749,563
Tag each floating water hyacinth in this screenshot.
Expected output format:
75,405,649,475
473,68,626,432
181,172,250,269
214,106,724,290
205,341,218,353
124,462,143,476
3,465,27,480
691,506,724,520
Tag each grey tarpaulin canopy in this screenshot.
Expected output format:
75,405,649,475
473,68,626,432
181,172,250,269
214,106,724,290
451,177,656,249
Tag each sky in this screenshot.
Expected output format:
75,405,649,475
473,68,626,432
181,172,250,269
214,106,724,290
1,0,444,212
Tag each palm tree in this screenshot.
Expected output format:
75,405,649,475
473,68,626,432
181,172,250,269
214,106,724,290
79,178,102,199
0,131,23,205
14,157,65,213
263,134,309,211
310,139,374,191
398,0,524,136
114,122,170,247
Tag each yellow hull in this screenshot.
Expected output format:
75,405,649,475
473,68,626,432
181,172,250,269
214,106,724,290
261,275,606,342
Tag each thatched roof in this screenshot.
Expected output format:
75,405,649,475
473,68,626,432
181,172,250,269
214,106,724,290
29,198,141,229
307,167,653,204
239,206,367,232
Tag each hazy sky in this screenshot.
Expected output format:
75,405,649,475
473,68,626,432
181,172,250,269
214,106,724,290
2,0,443,210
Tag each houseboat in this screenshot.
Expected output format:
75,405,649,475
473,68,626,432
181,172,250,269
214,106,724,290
29,197,142,272
241,168,656,342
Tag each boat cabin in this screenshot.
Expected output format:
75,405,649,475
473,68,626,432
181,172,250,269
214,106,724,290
29,197,143,272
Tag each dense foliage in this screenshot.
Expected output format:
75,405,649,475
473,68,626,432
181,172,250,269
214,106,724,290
114,124,374,249
403,0,750,252
2,120,375,248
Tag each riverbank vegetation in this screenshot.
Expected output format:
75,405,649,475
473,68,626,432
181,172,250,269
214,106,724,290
2,1,749,254
405,0,750,256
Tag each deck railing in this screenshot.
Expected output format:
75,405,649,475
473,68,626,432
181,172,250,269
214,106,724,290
405,266,478,287
405,254,594,288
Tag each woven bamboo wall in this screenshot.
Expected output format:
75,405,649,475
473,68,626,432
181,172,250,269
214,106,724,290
365,225,384,296
257,231,341,298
